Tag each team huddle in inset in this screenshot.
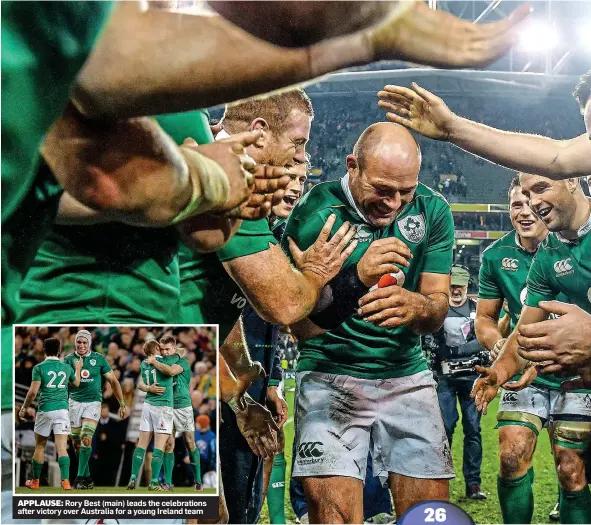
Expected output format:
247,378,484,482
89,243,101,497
18,331,204,492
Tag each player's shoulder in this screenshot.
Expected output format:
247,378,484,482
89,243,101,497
412,183,451,212
538,232,561,252
290,180,347,221
481,231,518,260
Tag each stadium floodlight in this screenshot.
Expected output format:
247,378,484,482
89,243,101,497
517,22,559,52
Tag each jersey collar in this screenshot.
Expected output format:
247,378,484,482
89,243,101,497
45,356,59,360
341,173,370,224
556,200,591,244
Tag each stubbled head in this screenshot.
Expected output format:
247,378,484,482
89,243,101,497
508,175,547,241
221,89,313,167
348,122,421,227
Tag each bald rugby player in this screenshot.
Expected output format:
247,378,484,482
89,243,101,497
283,122,455,522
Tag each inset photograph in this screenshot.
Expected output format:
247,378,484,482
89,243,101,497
14,325,218,495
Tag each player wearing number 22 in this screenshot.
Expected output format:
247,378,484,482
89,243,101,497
283,123,455,522
19,338,82,490
127,340,180,491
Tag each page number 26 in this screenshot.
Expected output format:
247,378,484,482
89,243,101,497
425,508,446,522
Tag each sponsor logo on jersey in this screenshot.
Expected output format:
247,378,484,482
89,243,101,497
354,225,372,243
398,214,426,244
81,369,90,378
297,441,324,465
502,391,518,404
554,258,574,277
501,258,519,271
90,359,96,366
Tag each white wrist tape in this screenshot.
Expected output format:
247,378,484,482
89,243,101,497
172,146,230,224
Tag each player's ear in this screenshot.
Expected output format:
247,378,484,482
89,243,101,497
346,154,359,175
565,178,580,193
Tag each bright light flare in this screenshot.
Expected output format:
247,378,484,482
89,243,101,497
578,22,591,50
517,22,559,52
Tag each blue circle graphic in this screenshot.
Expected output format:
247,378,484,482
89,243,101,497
398,500,475,525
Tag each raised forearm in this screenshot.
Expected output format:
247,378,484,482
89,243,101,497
409,292,448,335
475,315,504,351
75,6,367,120
150,360,179,376
448,117,589,178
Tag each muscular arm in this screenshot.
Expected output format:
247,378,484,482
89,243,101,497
475,297,504,351
491,305,548,385
409,273,450,334
448,123,591,179
177,216,242,254
223,244,325,327
104,370,125,404
20,382,41,412
150,359,183,377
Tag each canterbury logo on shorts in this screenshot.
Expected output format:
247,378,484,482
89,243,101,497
501,258,518,271
298,441,324,459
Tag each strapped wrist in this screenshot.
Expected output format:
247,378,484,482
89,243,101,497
172,147,230,224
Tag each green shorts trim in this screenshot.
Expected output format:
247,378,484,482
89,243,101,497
496,410,543,436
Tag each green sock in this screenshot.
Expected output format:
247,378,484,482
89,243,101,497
32,459,43,479
84,462,91,478
560,486,591,524
497,473,534,524
77,446,92,478
151,449,164,484
527,467,535,485
268,453,287,524
58,456,70,482
190,448,201,484
131,447,146,480
163,452,174,486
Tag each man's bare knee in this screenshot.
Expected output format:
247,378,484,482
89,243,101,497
554,446,587,491
302,476,363,524
499,427,536,478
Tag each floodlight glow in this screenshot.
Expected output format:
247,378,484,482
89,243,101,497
579,23,591,50
518,23,559,52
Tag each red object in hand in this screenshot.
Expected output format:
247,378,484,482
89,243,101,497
378,274,399,287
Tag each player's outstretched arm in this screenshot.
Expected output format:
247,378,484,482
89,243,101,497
220,318,265,407
223,215,357,326
219,354,279,458
470,305,546,413
358,272,449,334
43,105,265,227
18,382,41,419
149,359,183,377
475,298,506,360
74,2,530,119
378,83,591,179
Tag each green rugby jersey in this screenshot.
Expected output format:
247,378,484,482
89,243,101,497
479,231,565,390
173,357,192,410
142,354,180,408
1,0,112,409
16,111,211,325
282,180,454,379
179,218,278,341
526,219,591,314
64,351,110,403
32,357,76,412
525,218,591,394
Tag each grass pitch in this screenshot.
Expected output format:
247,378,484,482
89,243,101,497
259,378,558,524
15,486,217,495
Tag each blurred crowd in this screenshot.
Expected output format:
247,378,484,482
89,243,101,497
14,325,218,488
